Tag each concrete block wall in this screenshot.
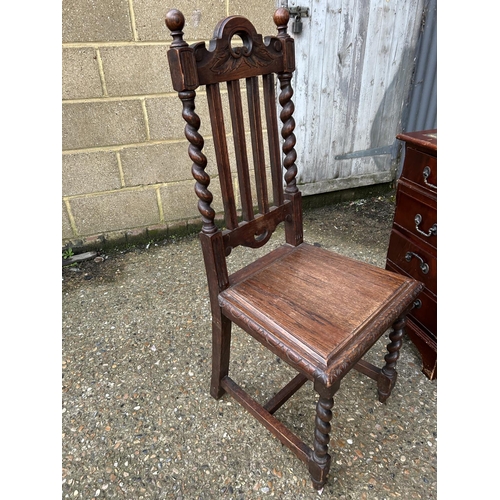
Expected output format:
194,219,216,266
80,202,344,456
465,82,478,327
62,0,278,249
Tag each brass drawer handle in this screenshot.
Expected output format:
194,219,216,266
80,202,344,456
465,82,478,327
405,251,429,274
422,166,437,189
414,214,437,237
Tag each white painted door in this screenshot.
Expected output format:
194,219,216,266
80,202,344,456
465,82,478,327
285,0,425,195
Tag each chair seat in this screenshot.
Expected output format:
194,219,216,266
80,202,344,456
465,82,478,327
219,243,421,385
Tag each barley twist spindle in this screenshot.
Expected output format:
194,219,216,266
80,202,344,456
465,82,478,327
166,10,216,235
312,396,333,465
278,74,298,194
274,7,298,194
382,316,405,374
179,92,217,234
377,316,405,403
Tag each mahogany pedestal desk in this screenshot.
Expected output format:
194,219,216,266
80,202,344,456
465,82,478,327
386,130,437,379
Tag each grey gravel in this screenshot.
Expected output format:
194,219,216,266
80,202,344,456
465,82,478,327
62,193,437,499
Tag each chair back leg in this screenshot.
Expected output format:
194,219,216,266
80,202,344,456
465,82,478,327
377,316,406,403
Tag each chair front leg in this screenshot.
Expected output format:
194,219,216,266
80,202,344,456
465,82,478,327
377,315,405,403
309,380,340,490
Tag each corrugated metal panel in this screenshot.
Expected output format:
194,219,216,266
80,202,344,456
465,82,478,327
404,0,437,132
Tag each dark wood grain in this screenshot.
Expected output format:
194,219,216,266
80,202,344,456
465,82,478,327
263,73,284,206
354,359,381,381
386,229,436,295
222,203,292,253
193,16,286,85
263,373,309,414
397,129,437,156
220,243,422,380
393,183,436,250
227,79,254,221
221,376,312,464
398,147,437,192
206,83,238,229
246,76,269,214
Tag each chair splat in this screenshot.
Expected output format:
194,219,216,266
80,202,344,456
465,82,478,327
226,79,254,221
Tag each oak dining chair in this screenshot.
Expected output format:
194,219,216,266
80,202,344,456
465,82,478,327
164,7,423,490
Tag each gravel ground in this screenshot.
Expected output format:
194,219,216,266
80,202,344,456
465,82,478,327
62,193,437,499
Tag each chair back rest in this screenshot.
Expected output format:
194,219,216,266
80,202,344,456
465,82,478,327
165,8,303,303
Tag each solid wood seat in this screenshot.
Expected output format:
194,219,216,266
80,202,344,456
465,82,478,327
164,7,424,490
222,242,418,380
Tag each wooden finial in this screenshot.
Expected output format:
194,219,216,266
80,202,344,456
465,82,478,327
165,9,187,46
274,7,290,33
165,9,185,31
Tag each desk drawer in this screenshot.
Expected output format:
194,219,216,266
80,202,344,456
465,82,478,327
409,289,436,340
386,229,436,295
394,189,437,250
386,262,436,340
401,147,437,192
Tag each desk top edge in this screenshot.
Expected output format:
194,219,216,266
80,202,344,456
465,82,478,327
396,129,437,154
